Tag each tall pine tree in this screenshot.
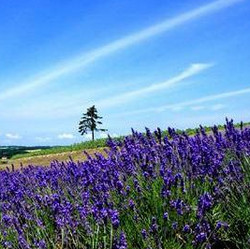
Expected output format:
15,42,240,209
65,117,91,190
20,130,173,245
78,105,107,141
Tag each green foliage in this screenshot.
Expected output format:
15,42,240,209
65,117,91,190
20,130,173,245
221,156,250,248
79,105,107,141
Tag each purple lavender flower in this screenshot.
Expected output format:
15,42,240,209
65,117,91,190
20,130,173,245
172,222,178,230
37,240,46,249
113,232,128,249
118,232,127,249
216,221,229,230
110,210,120,228
197,193,213,218
149,217,158,233
163,212,168,220
195,232,207,243
128,199,135,210
0,120,249,247
183,224,190,233
141,229,147,239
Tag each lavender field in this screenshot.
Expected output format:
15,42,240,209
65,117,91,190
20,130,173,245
0,119,250,249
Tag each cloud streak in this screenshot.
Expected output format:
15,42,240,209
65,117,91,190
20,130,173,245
210,104,225,111
0,63,212,119
96,63,212,108
5,133,21,139
191,106,205,111
121,87,250,115
0,0,244,101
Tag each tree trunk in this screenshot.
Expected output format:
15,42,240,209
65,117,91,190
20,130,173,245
92,130,94,141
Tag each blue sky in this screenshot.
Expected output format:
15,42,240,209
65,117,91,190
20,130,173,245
0,0,250,146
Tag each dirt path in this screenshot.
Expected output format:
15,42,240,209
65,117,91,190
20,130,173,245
0,148,107,170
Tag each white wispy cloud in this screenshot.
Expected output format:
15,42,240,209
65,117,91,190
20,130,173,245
210,103,225,111
57,133,75,139
170,106,184,112
0,0,243,101
190,104,225,111
5,133,21,139
120,87,250,116
0,63,212,119
190,105,205,111
96,63,212,108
